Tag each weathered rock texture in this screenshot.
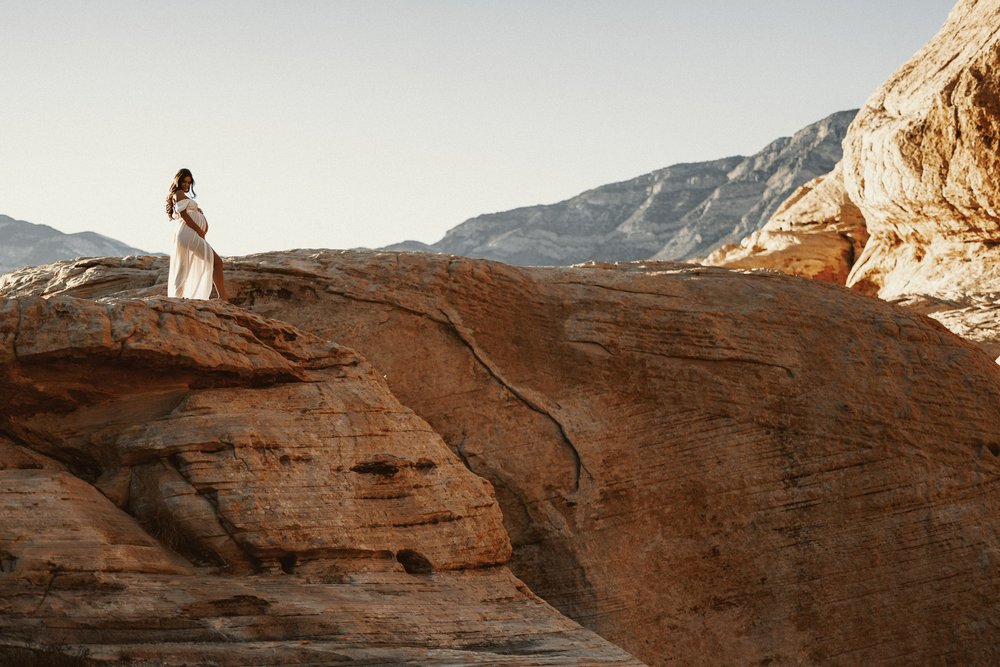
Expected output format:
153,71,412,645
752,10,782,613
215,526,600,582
839,0,1000,360
0,293,640,665
703,163,868,284
10,250,1000,666
385,111,855,265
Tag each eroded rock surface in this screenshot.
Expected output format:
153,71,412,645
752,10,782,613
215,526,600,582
14,250,1000,666
0,293,640,665
838,0,1000,360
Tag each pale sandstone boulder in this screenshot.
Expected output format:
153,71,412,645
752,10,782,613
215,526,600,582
0,293,640,665
837,0,1000,353
703,164,868,284
16,250,1000,665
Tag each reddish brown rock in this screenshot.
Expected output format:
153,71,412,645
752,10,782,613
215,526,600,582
0,293,640,665
21,250,1000,665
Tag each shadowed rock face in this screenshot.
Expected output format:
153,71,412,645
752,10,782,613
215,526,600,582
0,293,640,665
10,250,1000,666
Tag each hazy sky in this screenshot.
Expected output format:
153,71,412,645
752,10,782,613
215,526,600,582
1,1,953,256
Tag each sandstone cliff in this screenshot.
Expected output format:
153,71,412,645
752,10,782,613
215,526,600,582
386,111,854,266
7,250,1000,666
0,292,640,665
841,0,1000,359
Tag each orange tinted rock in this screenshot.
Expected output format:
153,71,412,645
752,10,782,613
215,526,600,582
7,250,1000,665
219,250,1000,666
0,292,638,665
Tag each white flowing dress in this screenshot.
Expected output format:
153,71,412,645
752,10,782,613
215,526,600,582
168,196,217,299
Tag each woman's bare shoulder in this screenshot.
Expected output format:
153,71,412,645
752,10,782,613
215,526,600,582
174,192,190,201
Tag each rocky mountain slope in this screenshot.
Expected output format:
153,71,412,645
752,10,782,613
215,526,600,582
5,250,1000,666
387,110,855,265
706,0,1000,361
0,214,146,275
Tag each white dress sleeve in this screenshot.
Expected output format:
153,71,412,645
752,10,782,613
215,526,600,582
173,198,191,216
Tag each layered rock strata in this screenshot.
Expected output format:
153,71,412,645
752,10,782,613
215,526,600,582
9,250,1000,666
0,293,640,665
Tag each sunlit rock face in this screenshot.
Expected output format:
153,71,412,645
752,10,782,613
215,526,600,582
703,1,1000,361
11,249,1000,666
842,0,1000,297
837,0,1000,360
0,293,640,666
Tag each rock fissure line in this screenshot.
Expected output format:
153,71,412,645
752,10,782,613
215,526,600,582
436,306,591,493
320,286,450,325
0,428,67,472
310,284,591,490
161,457,260,572
564,338,615,356
620,346,797,379
8,298,23,359
555,279,687,299
31,569,61,615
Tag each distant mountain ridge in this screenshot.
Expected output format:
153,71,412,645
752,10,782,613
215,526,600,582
0,215,147,275
386,110,856,265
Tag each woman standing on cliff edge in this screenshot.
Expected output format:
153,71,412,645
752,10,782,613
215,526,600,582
165,168,227,300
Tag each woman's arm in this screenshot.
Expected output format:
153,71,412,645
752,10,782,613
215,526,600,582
178,210,206,238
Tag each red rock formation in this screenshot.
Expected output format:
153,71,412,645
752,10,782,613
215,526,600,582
0,293,640,665
12,250,1000,665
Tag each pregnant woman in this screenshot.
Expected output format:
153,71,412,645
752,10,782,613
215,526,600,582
165,168,227,300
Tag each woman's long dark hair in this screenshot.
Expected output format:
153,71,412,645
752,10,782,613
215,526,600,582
165,168,196,219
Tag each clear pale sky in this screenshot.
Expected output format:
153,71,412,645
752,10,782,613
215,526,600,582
1,1,954,256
